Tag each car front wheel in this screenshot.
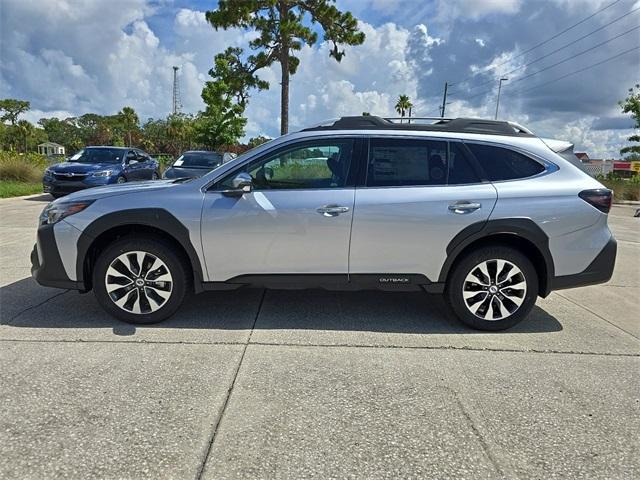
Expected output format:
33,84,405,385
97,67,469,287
445,246,538,331
92,236,190,324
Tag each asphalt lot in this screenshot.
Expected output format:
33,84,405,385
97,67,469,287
1,194,638,479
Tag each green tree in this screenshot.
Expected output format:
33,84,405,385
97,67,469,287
619,83,640,158
0,99,30,125
118,106,139,147
196,48,267,149
39,117,83,152
206,0,365,135
395,94,413,122
16,120,34,153
248,135,272,148
167,114,197,156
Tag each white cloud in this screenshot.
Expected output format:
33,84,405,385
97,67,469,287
435,0,522,21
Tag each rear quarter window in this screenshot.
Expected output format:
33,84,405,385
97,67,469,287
466,143,545,181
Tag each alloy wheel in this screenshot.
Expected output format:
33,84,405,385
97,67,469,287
105,251,173,314
462,259,526,321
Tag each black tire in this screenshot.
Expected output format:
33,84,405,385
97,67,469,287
445,245,538,331
152,171,159,180
92,236,190,324
116,175,126,184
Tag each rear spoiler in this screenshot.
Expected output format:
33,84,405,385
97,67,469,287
539,138,589,172
540,138,574,154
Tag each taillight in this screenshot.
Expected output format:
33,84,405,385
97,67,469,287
579,189,612,214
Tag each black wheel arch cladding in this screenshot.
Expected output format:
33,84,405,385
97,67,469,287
76,208,204,291
440,218,555,296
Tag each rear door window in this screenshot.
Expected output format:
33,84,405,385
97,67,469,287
448,143,482,185
365,138,482,187
466,143,545,181
366,138,448,187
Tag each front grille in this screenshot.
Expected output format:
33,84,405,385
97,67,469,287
54,173,88,181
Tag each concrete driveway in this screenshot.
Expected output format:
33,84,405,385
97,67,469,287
1,194,638,479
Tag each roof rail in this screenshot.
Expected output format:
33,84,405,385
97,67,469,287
300,115,534,137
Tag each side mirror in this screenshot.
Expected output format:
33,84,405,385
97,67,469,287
223,172,253,196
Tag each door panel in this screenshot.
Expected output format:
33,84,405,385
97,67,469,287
201,137,360,281
349,136,497,281
350,185,497,281
201,189,355,281
125,151,142,180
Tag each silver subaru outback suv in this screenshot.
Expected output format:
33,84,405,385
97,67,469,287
31,116,616,330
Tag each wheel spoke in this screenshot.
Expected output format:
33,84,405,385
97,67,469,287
469,293,491,318
463,289,486,301
498,268,521,286
493,296,511,319
145,286,171,305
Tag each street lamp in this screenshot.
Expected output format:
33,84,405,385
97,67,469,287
494,77,508,120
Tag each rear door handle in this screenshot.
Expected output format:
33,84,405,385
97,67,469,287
448,201,482,214
316,205,350,217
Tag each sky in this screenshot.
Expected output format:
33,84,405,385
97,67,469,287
1,0,639,157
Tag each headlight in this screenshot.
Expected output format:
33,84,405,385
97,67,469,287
92,170,113,177
40,201,94,225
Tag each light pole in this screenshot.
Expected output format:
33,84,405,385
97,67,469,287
494,77,508,120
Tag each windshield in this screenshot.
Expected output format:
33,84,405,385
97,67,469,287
174,152,223,168
68,148,123,164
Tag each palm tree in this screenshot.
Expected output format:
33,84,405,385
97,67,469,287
395,95,413,123
118,106,139,147
16,120,33,153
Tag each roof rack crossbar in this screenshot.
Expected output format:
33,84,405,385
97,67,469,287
384,116,454,121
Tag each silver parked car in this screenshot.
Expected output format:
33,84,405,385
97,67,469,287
31,116,616,330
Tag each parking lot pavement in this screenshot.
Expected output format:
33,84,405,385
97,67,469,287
1,194,639,479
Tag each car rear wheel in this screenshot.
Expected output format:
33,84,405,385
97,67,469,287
92,236,190,324
445,246,538,331
116,175,126,184
152,172,159,180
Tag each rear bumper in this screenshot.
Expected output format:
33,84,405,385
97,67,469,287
550,236,617,291
31,224,85,290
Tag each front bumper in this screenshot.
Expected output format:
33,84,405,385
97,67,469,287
43,176,113,195
551,236,617,291
31,224,84,290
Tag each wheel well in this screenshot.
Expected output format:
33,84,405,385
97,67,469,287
445,233,550,296
82,225,194,291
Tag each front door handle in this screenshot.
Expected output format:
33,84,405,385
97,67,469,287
448,201,482,214
316,205,350,217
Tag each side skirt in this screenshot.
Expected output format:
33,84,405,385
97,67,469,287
201,274,445,293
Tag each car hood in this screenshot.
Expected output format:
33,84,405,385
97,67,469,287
165,166,213,178
49,162,120,173
55,179,184,203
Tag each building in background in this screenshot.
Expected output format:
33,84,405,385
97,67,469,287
37,142,65,157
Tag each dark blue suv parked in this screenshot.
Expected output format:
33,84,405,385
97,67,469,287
43,146,160,198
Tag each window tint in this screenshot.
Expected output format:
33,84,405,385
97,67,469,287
175,152,222,168
220,140,354,190
466,143,545,181
448,143,481,185
69,148,124,164
367,138,448,187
